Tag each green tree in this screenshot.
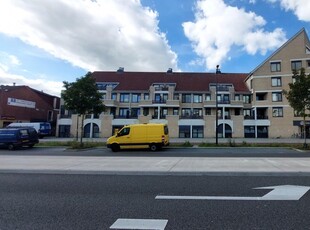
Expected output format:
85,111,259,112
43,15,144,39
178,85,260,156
62,72,105,145
283,68,310,148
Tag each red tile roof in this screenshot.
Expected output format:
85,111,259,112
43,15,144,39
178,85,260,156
91,71,249,92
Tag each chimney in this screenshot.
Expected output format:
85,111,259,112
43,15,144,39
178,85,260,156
117,67,124,73
166,68,173,74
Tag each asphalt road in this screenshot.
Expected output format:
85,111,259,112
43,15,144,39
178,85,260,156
0,146,308,157
0,173,310,230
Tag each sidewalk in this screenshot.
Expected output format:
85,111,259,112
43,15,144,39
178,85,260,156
0,147,310,176
40,137,309,144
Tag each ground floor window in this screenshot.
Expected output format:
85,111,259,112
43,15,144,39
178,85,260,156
244,126,255,138
218,124,232,138
84,123,100,138
244,126,268,138
257,126,268,138
179,125,190,138
59,125,71,137
179,125,204,138
192,126,204,138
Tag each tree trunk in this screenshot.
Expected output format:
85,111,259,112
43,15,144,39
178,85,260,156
80,114,84,146
303,114,307,148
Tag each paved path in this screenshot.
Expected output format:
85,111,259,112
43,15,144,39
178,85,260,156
1,152,310,176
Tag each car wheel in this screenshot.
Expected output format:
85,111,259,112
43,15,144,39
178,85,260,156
8,144,15,150
111,144,120,152
149,144,157,151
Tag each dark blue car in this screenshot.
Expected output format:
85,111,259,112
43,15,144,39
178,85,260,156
0,127,39,150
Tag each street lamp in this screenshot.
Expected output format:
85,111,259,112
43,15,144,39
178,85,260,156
215,65,221,145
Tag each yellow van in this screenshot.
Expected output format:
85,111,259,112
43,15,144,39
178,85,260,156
107,123,169,152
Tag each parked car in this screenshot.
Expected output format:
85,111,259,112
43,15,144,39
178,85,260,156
7,122,51,138
0,127,39,150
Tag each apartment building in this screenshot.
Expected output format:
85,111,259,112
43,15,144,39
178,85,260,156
245,28,310,138
57,28,310,139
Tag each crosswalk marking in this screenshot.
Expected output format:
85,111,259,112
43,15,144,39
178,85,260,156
110,218,168,230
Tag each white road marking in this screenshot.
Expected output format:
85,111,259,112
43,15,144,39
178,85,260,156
156,185,310,201
110,218,168,230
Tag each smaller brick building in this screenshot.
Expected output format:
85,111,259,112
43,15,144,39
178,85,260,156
0,85,60,135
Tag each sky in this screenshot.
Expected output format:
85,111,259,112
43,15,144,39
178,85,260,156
0,0,310,97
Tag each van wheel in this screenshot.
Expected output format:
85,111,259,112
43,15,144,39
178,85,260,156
111,144,120,152
8,144,15,150
149,144,157,152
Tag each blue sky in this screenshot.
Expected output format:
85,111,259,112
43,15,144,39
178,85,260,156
0,0,309,96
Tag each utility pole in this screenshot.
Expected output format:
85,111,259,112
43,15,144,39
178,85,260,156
215,65,221,145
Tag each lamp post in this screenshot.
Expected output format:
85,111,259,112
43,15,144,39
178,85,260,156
215,65,221,145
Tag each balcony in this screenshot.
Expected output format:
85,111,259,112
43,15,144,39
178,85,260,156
154,86,169,91
59,114,72,119
114,115,138,119
152,115,166,119
218,100,230,104
152,99,167,104
179,115,203,119
103,99,119,107
244,115,268,120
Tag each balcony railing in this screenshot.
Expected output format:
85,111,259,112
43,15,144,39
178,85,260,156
59,114,72,119
154,87,169,91
218,100,230,104
152,115,166,119
152,99,167,104
179,115,203,119
244,115,268,120
114,115,138,119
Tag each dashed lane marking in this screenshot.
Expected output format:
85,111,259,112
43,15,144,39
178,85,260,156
110,218,168,230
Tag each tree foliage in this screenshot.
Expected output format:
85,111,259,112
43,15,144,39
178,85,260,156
283,68,310,116
283,68,310,147
61,72,105,144
62,72,105,115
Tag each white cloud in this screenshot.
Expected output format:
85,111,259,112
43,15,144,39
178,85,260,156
0,52,20,72
0,0,178,72
183,0,286,70
0,69,62,96
270,0,310,21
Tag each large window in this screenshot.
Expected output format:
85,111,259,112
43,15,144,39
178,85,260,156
272,92,282,102
193,94,202,103
193,108,202,117
182,94,191,103
181,108,191,117
243,95,251,104
179,126,190,138
272,107,283,117
291,60,302,71
131,94,141,103
270,62,281,72
244,126,255,138
111,93,117,100
119,108,129,117
271,77,282,87
120,93,130,102
192,126,204,138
